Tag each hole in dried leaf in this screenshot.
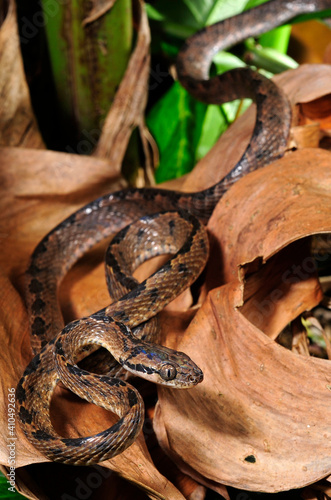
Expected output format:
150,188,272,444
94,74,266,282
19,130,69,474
300,94,331,122
244,455,256,463
240,238,323,341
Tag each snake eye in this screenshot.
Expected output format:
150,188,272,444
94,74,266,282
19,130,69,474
159,363,177,381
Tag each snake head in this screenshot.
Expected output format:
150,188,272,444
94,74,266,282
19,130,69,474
121,344,203,388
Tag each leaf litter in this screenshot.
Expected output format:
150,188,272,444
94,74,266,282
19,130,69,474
0,2,331,498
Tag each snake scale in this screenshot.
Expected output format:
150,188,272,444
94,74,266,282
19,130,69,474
17,0,330,465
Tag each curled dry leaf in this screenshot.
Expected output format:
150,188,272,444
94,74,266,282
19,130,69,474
0,0,44,148
276,65,331,150
151,65,331,495
0,148,187,499
154,148,331,493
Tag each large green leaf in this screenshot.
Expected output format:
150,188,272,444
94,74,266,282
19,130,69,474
41,0,132,146
205,0,249,24
147,81,207,182
146,0,252,38
147,49,252,181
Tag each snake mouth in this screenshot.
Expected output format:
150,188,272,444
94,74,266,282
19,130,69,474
190,368,204,385
177,367,203,388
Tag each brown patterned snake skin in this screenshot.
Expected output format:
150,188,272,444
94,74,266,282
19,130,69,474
17,0,330,465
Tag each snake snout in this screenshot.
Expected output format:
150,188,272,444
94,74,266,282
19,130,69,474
189,368,203,385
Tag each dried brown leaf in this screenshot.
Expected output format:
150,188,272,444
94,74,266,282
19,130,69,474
154,148,331,493
0,148,188,499
291,318,311,356
155,281,331,493
0,0,44,148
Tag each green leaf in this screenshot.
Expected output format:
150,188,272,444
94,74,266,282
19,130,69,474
160,40,181,58
147,47,255,182
212,50,246,73
205,0,249,25
147,81,207,182
181,0,209,25
291,9,331,23
245,37,298,73
146,0,202,33
301,317,327,349
145,4,165,21
155,21,196,39
258,24,292,53
146,0,254,37
244,0,269,9
40,0,132,146
0,473,26,499
195,105,227,161
212,51,252,131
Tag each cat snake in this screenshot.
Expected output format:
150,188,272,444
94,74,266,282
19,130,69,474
16,0,330,465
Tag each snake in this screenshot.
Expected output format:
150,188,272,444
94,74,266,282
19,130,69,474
16,0,330,466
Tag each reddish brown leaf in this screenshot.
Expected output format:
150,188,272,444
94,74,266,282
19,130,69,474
154,148,331,493
0,148,188,499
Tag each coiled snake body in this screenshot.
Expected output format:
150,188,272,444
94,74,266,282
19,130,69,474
17,0,330,465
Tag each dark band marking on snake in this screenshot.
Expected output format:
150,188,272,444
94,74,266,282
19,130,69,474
17,0,330,465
